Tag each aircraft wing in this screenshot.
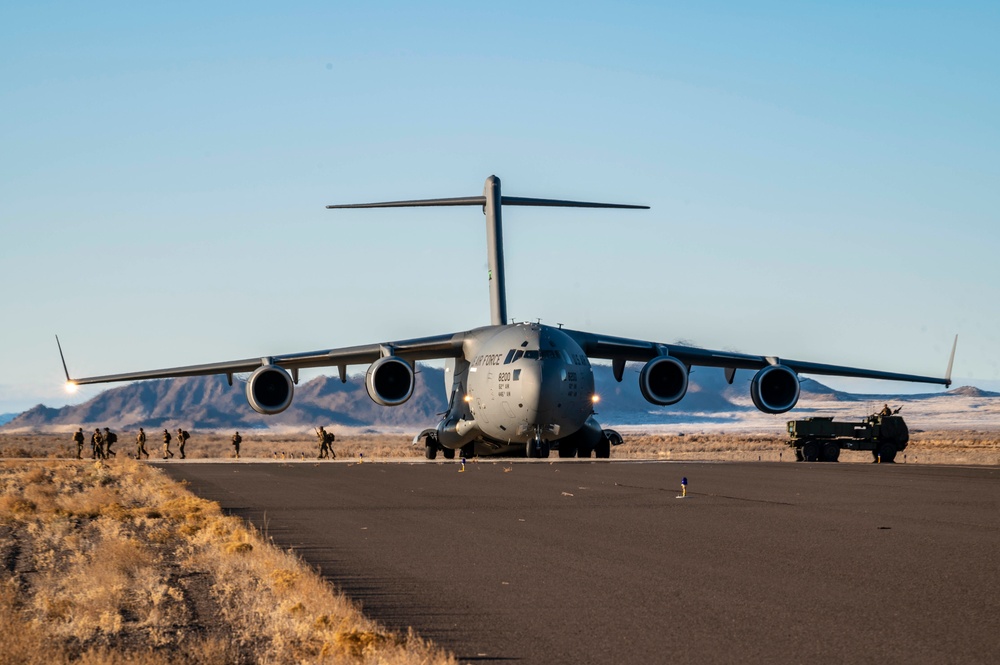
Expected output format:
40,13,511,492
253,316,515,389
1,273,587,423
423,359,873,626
563,329,955,387
58,332,467,386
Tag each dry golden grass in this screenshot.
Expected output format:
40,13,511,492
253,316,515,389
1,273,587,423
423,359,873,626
0,458,456,664
614,430,1000,464
1,431,426,462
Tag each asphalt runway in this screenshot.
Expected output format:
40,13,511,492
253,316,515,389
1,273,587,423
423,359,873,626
160,460,1000,664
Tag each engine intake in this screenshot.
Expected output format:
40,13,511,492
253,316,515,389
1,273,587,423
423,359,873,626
750,365,800,414
246,365,294,415
639,356,689,406
366,356,415,406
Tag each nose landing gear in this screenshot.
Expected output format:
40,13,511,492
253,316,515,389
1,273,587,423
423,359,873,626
525,433,550,459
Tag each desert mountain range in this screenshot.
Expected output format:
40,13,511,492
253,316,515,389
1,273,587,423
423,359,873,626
3,363,996,433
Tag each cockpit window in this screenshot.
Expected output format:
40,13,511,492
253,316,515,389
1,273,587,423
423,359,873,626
516,349,565,361
503,349,516,365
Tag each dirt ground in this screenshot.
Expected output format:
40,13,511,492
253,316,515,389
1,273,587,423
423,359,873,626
3,429,999,466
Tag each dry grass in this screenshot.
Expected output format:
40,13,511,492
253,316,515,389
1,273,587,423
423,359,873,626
4,428,1000,465
0,432,425,462
613,430,1000,464
0,458,456,664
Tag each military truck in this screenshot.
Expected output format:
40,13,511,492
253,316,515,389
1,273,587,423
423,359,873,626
786,413,909,463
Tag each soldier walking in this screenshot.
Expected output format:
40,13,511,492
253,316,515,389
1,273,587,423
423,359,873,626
325,430,336,459
231,431,242,459
91,428,103,460
177,428,190,460
162,429,174,459
316,426,331,459
72,427,85,459
103,427,117,458
136,427,149,459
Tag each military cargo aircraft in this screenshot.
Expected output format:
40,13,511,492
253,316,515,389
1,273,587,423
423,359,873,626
58,175,955,458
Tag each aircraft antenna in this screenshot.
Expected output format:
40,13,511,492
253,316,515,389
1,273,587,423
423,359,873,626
327,175,649,326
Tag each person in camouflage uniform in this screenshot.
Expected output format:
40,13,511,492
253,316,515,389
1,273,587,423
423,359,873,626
316,426,334,459
162,429,174,459
135,427,149,459
91,428,103,460
176,428,190,460
103,427,117,458
231,431,242,459
72,427,85,459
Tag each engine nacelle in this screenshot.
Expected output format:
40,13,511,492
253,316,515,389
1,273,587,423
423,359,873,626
366,356,415,406
639,356,689,406
750,364,800,414
245,365,294,415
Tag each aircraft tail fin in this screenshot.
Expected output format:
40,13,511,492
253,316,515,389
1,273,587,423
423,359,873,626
327,175,649,326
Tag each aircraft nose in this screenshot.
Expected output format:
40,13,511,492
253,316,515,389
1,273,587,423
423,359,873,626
517,362,543,418
534,357,579,420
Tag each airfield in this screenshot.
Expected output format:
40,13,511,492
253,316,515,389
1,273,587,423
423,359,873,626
161,458,1000,664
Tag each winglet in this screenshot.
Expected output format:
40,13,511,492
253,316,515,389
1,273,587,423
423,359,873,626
55,335,72,381
944,334,958,387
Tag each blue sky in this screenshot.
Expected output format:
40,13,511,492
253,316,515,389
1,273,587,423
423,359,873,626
2,1,998,413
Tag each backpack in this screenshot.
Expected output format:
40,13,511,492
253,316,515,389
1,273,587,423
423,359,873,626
181,430,190,441
107,432,117,444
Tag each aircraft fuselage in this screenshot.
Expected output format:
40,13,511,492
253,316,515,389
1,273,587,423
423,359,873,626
433,323,603,456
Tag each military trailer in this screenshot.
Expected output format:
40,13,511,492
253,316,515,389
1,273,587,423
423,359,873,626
786,414,909,463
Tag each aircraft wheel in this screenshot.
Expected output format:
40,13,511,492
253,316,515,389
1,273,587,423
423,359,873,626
538,440,550,459
794,448,804,462
801,440,821,462
595,438,611,459
821,442,841,463
558,443,577,458
461,442,475,458
442,447,455,460
877,443,897,464
525,439,538,458
425,443,438,460
577,444,593,458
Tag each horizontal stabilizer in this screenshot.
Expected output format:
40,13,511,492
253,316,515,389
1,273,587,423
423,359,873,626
327,191,648,211
502,196,648,209
327,196,485,209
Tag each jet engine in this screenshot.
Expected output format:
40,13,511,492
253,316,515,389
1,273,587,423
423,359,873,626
245,365,294,415
639,356,689,406
366,356,415,406
750,365,800,414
